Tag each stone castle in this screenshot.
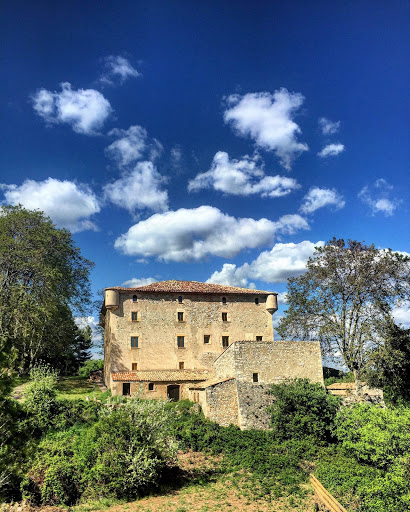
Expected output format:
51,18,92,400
101,280,324,429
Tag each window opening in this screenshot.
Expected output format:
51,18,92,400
255,297,259,305
204,335,210,344
177,311,184,322
222,312,228,322
122,383,130,396
131,311,138,321
222,296,227,305
177,336,185,348
178,295,183,304
132,363,138,371
256,336,263,341
253,373,259,383
222,336,229,348
131,336,139,348
179,361,184,369
148,382,154,391
132,295,138,302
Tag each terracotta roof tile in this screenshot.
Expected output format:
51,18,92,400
189,377,236,389
112,369,211,382
106,280,273,295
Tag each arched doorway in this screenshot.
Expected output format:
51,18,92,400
167,384,180,401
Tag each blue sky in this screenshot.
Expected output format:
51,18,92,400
1,0,409,337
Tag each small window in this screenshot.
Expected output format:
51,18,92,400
222,336,229,348
132,295,138,302
132,363,138,371
222,296,227,305
131,336,139,348
253,373,259,383
131,311,138,321
122,383,130,396
177,336,185,348
222,312,228,322
178,295,183,304
179,361,184,370
255,297,259,305
204,335,210,344
177,311,184,322
256,336,263,341
148,382,154,391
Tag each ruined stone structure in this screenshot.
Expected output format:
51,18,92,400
101,280,324,429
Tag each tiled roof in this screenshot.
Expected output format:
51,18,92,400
327,382,365,389
106,280,273,295
112,369,211,382
189,377,235,389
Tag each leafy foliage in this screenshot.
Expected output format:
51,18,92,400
277,238,410,389
0,205,94,372
23,399,178,505
78,359,104,378
267,378,340,444
366,320,410,404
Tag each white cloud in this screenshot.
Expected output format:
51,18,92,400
224,89,308,170
207,240,323,286
121,277,157,287
318,117,341,135
358,179,399,216
300,187,345,214
318,143,345,158
392,303,410,328
106,125,163,167
75,316,102,346
100,56,140,85
32,82,112,135
103,161,169,213
1,178,100,232
114,206,309,262
188,151,300,197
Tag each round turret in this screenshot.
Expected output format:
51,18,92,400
105,289,119,310
266,294,278,315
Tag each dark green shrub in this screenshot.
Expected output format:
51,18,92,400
77,359,103,378
267,378,340,444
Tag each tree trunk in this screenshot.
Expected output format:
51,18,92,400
353,369,363,395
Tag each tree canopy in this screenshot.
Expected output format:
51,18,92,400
0,205,94,373
277,238,410,389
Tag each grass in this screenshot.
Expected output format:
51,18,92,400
55,376,105,400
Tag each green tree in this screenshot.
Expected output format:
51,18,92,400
277,238,410,391
0,205,94,372
366,319,410,404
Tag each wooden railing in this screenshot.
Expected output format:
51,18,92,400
310,474,348,512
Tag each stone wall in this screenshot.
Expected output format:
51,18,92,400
204,379,239,427
236,382,274,430
214,340,324,386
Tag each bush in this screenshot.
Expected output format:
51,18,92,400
78,359,103,378
23,398,178,505
267,378,340,444
334,403,410,469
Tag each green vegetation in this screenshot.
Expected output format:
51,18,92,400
78,359,104,378
277,238,410,390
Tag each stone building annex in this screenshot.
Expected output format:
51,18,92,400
101,280,324,429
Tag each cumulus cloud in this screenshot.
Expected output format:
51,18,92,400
106,125,163,167
0,178,100,232
114,206,309,262
392,303,410,328
207,240,323,286
103,161,168,213
318,143,345,158
99,55,140,85
75,316,102,346
188,151,300,197
224,89,308,170
318,117,341,135
121,277,157,287
358,179,399,216
32,82,112,135
300,187,345,214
